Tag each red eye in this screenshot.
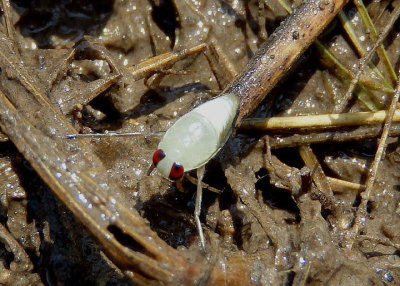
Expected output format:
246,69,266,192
153,149,166,166
169,163,184,180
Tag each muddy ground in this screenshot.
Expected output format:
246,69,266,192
0,0,399,285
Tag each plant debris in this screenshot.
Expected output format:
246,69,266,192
0,0,399,285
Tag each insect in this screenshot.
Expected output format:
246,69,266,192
153,93,240,179
152,93,240,249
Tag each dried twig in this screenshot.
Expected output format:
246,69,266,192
299,146,336,211
128,43,207,81
348,69,400,248
241,109,400,130
0,32,200,286
185,173,222,194
1,0,16,44
227,0,349,125
266,124,400,149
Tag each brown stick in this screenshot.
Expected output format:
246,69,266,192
264,124,400,149
226,0,349,126
0,0,352,284
0,32,200,286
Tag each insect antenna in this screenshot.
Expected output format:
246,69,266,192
64,131,165,139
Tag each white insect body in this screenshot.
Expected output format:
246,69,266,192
153,93,240,180
66,92,240,250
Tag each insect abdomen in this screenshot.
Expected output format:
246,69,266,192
154,93,240,179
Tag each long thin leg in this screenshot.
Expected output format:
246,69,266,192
195,166,206,250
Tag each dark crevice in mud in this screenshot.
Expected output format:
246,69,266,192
272,148,304,170
13,0,114,48
255,169,299,216
150,0,179,48
0,241,14,269
141,190,194,248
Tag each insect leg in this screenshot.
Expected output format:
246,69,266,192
195,165,206,250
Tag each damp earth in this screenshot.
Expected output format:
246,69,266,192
0,0,400,285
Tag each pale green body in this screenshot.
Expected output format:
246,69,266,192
156,93,240,178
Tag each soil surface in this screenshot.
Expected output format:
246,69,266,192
0,0,399,285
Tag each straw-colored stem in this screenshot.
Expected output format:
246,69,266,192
240,109,400,130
